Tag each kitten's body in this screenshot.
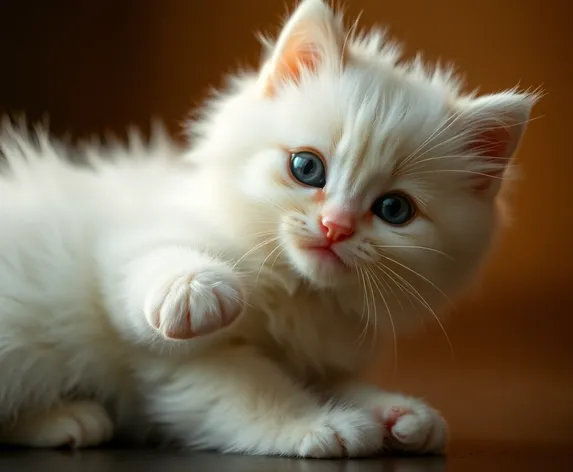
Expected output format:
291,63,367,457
0,130,381,452
0,0,537,457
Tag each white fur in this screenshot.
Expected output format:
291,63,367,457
0,0,537,457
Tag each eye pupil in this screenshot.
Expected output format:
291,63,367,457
385,199,401,217
289,151,326,188
371,193,415,225
302,160,315,175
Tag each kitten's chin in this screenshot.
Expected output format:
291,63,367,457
286,245,351,288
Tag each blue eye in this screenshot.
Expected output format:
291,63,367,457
289,151,326,188
371,193,415,225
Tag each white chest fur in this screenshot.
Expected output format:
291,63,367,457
230,277,372,382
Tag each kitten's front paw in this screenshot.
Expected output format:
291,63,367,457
297,407,383,458
375,397,447,454
144,262,244,340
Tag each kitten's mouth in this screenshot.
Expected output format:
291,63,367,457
301,244,348,269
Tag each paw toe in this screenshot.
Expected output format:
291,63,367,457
297,407,383,458
378,403,446,453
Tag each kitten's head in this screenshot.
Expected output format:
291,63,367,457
190,0,537,306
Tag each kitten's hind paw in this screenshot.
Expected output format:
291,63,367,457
0,401,113,448
145,262,245,340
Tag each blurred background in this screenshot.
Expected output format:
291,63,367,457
0,0,571,450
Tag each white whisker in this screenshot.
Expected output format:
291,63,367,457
404,169,510,180
255,242,285,284
232,236,280,269
366,266,397,371
237,229,279,240
376,252,454,308
372,244,453,259
372,264,408,312
270,246,286,271
355,264,370,349
375,260,454,358
363,267,378,352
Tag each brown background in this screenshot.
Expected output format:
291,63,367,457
1,0,571,449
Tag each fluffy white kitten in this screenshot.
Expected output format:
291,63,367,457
0,0,537,458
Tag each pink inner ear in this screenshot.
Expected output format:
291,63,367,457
468,126,511,192
277,48,319,84
263,37,322,97
479,128,511,160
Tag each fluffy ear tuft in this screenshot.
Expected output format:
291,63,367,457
258,0,345,97
456,90,540,195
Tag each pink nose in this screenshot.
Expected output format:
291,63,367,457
319,215,355,243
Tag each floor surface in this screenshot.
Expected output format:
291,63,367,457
1,445,572,472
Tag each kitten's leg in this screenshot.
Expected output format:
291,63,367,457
144,347,383,458
109,246,245,342
331,381,447,454
0,401,114,448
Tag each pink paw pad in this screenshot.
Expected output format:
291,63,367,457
376,406,411,439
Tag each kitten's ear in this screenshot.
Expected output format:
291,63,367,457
258,0,345,97
456,91,539,196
